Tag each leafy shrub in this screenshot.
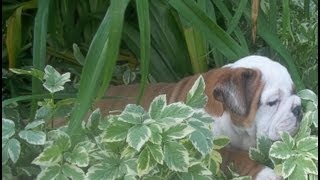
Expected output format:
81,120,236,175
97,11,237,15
2,66,231,179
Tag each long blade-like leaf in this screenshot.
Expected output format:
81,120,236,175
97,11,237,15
169,0,248,60
136,0,151,104
67,0,130,142
31,0,50,118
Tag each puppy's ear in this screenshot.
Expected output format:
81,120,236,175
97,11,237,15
213,68,263,127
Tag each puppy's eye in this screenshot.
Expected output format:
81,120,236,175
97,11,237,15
267,100,279,106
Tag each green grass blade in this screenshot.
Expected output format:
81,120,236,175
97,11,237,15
67,0,130,142
226,0,248,34
136,0,151,104
282,0,294,40
31,0,50,118
211,0,249,53
269,0,277,34
122,23,179,82
169,0,248,60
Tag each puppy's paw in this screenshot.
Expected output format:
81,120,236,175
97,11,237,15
255,167,282,180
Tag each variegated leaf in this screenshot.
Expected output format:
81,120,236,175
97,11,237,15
127,125,151,151
185,75,208,108
19,130,46,145
61,164,85,180
147,142,164,164
282,156,296,178
32,145,62,166
164,124,194,140
7,138,20,163
164,141,189,172
149,94,167,120
65,146,89,167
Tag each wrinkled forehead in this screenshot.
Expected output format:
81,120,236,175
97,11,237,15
226,55,294,93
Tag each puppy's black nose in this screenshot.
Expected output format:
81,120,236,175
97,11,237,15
292,105,302,120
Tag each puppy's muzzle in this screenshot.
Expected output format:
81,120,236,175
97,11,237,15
292,105,302,121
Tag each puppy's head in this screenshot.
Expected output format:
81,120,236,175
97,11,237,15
208,55,301,142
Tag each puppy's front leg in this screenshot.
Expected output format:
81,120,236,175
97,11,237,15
219,148,281,180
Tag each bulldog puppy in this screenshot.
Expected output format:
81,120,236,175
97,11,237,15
95,55,301,179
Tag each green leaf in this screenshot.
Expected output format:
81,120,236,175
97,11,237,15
213,136,230,149
35,104,54,121
269,141,295,160
149,95,167,120
282,156,296,178
72,43,85,65
86,157,126,180
25,120,45,130
296,136,318,152
7,138,20,163
311,110,318,127
37,165,60,180
136,0,151,105
65,146,89,167
102,121,132,142
67,0,131,142
61,164,85,180
280,132,295,149
164,141,189,172
47,130,71,151
147,142,164,164
9,68,45,80
288,165,307,180
32,145,62,166
127,125,151,151
188,163,212,175
164,124,194,140
169,0,248,59
296,156,318,175
191,111,214,123
43,65,71,93
189,131,211,156
137,148,151,176
2,118,15,140
119,104,145,124
18,130,46,145
86,108,101,131
157,102,193,127
186,76,207,108
298,89,318,104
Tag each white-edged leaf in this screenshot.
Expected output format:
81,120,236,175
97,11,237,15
213,136,230,149
164,124,194,140
37,164,61,180
149,124,162,144
86,162,125,180
2,118,15,139
185,75,208,108
189,131,211,156
19,130,46,145
127,125,151,151
288,165,307,180
32,144,62,166
86,108,101,130
7,138,20,163
25,120,45,130
297,89,318,104
35,105,53,121
65,146,89,167
119,104,145,124
43,65,71,93
147,142,164,164
296,136,318,152
311,110,318,127
61,164,85,180
164,141,189,172
280,131,295,149
305,148,318,160
149,94,167,119
296,156,318,175
137,148,151,176
269,141,295,159
282,156,296,178
102,121,131,142
189,163,212,175
47,130,71,151
9,68,44,80
191,110,214,123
